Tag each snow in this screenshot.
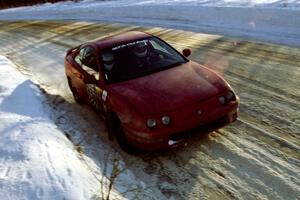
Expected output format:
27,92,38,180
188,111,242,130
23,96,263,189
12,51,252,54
0,55,133,200
0,0,300,47
0,55,97,199
0,52,164,199
79,0,300,8
0,20,298,199
0,0,299,199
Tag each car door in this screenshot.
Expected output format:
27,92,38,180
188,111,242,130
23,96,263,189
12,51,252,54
72,45,107,113
81,47,107,114
71,46,98,103
71,46,91,100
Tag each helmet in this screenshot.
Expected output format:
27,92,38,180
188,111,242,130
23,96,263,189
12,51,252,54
102,51,114,71
133,41,148,58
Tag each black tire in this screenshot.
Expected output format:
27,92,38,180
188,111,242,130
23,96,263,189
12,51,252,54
105,111,115,141
67,78,84,104
106,111,136,153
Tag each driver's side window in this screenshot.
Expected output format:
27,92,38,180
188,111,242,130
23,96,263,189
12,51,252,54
75,46,100,80
75,48,85,66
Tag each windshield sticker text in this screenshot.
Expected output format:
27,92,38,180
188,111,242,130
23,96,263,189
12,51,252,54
112,40,148,51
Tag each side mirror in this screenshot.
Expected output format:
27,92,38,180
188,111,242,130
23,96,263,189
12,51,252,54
182,48,191,57
83,75,97,84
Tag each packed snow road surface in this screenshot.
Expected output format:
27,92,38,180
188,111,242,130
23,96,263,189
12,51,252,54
0,21,299,199
1,0,300,47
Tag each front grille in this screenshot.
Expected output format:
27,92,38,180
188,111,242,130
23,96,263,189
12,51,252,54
170,115,230,141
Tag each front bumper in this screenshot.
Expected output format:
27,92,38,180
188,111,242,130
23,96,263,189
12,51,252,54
124,107,238,151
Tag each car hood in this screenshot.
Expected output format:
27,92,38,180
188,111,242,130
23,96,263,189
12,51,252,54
108,61,230,114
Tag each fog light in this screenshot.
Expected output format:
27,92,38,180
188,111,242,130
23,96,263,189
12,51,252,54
147,119,156,128
161,116,171,125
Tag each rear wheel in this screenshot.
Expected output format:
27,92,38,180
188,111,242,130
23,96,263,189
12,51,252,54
67,78,84,104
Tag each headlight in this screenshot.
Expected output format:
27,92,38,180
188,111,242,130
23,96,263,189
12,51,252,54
219,96,226,105
226,91,236,101
161,116,171,125
147,119,156,128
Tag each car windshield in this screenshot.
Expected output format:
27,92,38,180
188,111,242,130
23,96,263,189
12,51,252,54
101,37,187,83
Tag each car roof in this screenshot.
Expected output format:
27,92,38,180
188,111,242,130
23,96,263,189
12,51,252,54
90,31,152,50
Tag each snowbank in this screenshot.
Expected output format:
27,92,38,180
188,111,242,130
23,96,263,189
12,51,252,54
0,0,299,47
0,55,161,200
0,55,100,199
75,0,300,8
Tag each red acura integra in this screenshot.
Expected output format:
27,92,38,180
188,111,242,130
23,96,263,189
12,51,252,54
65,31,239,151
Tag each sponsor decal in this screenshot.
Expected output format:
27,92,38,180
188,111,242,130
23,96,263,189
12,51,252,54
87,84,104,110
112,40,148,51
102,90,108,101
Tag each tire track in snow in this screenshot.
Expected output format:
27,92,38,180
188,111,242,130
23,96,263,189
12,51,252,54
220,127,300,184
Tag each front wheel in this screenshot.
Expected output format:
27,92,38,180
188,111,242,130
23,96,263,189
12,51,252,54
106,111,136,153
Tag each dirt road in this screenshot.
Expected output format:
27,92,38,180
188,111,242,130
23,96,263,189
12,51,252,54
0,21,299,200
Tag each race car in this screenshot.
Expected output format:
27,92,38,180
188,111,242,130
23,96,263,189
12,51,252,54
64,31,239,151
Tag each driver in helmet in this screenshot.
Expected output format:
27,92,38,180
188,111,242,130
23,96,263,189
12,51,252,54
102,51,115,71
133,41,149,67
133,41,148,58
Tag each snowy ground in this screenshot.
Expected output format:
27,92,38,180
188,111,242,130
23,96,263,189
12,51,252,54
0,0,299,199
0,55,99,199
0,0,300,47
0,55,161,200
0,20,299,199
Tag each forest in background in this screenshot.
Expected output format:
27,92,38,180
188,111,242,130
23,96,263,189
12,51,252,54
0,0,77,9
